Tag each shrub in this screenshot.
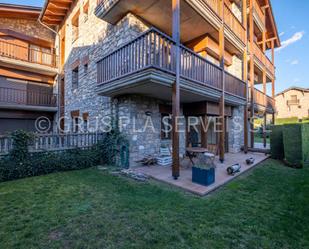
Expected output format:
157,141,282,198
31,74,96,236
270,125,284,160
283,123,309,168
0,129,129,182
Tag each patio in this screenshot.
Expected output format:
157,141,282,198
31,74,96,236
133,152,269,196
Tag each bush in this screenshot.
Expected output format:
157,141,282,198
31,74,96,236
270,125,284,160
0,129,129,182
283,123,309,168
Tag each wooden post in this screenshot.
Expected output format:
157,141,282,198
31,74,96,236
263,113,267,148
172,0,180,180
249,0,255,148
201,115,208,149
243,0,248,153
219,0,225,163
271,40,275,99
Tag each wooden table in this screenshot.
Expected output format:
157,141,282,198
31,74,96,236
186,147,209,166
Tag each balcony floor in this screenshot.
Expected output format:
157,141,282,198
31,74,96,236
97,68,246,106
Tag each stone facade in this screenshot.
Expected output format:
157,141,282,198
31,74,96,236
227,55,243,80
228,105,245,153
275,88,309,119
62,0,148,132
61,0,245,167
0,17,55,43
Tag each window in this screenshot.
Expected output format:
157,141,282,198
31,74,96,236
291,95,297,101
71,117,79,133
84,63,88,74
71,11,80,42
82,113,89,132
72,66,79,89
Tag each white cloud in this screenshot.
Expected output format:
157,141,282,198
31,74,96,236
290,60,299,65
276,31,305,52
279,32,285,37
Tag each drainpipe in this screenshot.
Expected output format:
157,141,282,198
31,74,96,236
37,10,61,132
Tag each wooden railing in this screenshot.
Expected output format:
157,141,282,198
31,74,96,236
0,87,57,107
250,87,275,110
224,3,246,43
0,39,57,67
203,0,222,17
287,99,300,105
97,28,246,99
253,0,265,26
252,42,275,77
0,132,105,155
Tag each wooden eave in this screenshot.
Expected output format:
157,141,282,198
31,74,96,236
264,0,280,48
40,0,74,26
0,3,41,20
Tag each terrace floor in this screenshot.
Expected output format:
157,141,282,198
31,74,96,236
133,152,269,196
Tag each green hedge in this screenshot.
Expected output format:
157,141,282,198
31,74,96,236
283,123,309,167
270,125,284,159
0,147,102,182
0,130,129,182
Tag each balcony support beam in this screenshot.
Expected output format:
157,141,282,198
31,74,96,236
243,0,248,153
219,0,225,163
172,0,180,180
249,0,255,148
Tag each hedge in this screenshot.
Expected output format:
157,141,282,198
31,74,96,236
283,123,309,167
270,125,284,160
0,130,129,182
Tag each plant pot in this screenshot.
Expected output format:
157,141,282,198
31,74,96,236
192,167,215,186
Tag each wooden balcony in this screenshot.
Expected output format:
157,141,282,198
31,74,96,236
251,42,275,78
253,0,265,31
0,87,57,109
0,39,57,67
95,0,246,50
249,87,275,113
97,28,246,104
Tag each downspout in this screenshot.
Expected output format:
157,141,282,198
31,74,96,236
38,5,61,132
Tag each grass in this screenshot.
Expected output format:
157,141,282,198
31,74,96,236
0,160,309,249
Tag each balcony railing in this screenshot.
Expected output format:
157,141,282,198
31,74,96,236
224,3,246,44
287,99,300,105
253,0,265,27
252,42,275,77
0,87,57,107
97,28,246,99
249,87,275,110
0,40,57,67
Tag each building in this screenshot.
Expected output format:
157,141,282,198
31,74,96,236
1,0,280,172
275,87,309,119
0,3,58,134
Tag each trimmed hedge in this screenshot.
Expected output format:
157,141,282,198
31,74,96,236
283,123,309,167
0,147,102,182
270,125,284,160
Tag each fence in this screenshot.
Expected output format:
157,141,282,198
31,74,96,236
0,132,105,155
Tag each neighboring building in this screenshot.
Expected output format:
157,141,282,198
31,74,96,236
1,0,280,167
0,4,58,134
275,87,309,119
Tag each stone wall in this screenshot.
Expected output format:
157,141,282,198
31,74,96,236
0,17,55,43
62,0,149,132
227,55,243,80
228,105,245,153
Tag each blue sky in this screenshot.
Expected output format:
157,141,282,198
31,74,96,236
1,0,308,94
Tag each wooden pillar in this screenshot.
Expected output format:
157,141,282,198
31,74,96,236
243,0,248,153
172,0,180,180
201,115,208,148
219,0,225,163
263,113,267,148
249,0,255,148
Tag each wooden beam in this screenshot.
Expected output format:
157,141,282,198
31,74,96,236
263,114,267,148
201,115,208,149
219,0,225,163
243,0,248,153
172,0,180,180
249,0,255,148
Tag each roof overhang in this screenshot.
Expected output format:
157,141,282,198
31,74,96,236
0,3,41,19
263,0,281,48
40,0,74,26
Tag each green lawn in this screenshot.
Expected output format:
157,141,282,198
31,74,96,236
1,160,309,249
